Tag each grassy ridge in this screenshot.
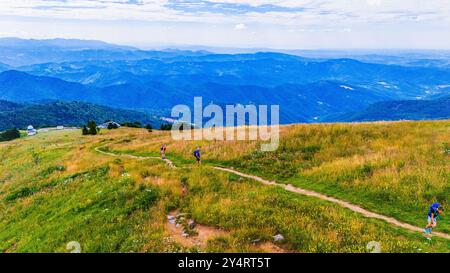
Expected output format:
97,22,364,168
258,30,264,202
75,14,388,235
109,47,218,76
0,122,449,252
222,121,450,234
179,167,448,252
100,121,449,235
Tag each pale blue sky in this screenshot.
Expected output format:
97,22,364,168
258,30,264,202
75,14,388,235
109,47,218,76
1,0,449,49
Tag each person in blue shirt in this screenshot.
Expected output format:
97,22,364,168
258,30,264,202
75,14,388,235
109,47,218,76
193,147,201,166
424,203,444,238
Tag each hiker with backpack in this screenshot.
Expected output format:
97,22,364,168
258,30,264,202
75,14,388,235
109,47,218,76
424,203,444,239
193,147,201,166
160,144,167,159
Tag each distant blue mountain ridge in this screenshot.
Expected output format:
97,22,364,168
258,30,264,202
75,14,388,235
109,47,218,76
0,70,397,123
0,38,449,125
0,38,211,67
323,96,450,122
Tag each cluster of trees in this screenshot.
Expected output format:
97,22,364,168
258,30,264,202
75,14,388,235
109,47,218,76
159,123,172,131
0,128,21,142
158,122,195,131
122,121,153,132
82,120,155,135
107,122,119,130
122,121,142,128
82,121,99,135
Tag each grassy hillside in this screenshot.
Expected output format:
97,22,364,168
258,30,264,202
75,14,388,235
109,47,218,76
0,121,449,253
117,121,449,234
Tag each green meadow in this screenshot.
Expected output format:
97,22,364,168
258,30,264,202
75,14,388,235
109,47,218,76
0,121,449,252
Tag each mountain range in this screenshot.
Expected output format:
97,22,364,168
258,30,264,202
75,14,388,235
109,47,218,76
0,38,209,67
324,96,450,122
0,70,397,123
0,38,449,128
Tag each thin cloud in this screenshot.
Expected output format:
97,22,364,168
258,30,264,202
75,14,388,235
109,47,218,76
235,23,247,30
0,0,449,49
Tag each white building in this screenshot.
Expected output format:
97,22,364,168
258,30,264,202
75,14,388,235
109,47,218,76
27,125,37,136
98,121,121,129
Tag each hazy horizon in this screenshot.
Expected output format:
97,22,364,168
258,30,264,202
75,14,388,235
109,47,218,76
1,1,449,50
3,36,450,54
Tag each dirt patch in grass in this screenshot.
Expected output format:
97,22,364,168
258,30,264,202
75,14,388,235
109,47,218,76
257,242,286,253
165,211,286,253
165,211,227,249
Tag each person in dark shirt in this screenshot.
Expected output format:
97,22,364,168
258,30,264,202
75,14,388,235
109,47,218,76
424,203,444,238
160,144,167,159
193,147,201,166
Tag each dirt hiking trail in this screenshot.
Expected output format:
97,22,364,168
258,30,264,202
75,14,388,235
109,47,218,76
214,167,450,240
95,146,176,168
94,145,450,240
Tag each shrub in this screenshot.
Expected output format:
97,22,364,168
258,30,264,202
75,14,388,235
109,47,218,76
32,151,41,165
177,122,194,131
5,187,37,202
82,121,99,135
88,121,99,135
0,128,20,142
358,164,374,178
81,125,89,135
160,123,172,131
122,122,142,128
39,165,66,177
145,124,153,132
107,123,119,130
132,185,160,211
443,142,450,155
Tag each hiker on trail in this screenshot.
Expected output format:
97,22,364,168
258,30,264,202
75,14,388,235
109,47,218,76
424,203,444,238
160,144,167,159
193,147,201,165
